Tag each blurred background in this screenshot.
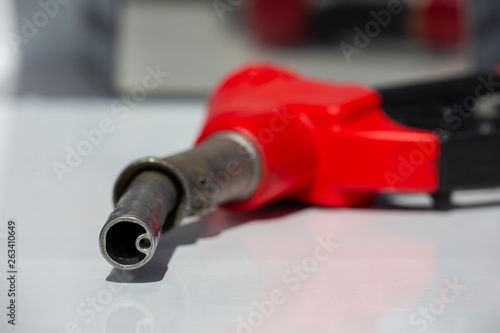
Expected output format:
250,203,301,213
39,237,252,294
2,0,499,98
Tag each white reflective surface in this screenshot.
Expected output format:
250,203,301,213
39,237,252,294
0,98,500,333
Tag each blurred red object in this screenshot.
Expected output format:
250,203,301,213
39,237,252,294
247,0,310,45
411,0,468,48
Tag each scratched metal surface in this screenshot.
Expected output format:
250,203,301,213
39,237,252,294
0,98,499,333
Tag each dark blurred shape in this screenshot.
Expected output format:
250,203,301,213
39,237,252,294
247,0,466,49
472,0,500,70
83,0,116,91
314,2,406,43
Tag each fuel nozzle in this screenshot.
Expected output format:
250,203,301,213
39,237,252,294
100,64,499,270
99,132,261,270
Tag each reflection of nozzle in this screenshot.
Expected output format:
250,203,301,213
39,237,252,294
99,171,179,270
100,132,261,270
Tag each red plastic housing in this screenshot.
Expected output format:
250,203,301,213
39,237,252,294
196,64,440,209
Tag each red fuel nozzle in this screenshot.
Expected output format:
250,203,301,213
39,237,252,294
100,64,500,270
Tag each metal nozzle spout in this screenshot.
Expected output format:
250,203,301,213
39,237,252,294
99,131,261,270
99,171,179,270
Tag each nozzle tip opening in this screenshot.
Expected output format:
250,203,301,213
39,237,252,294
99,217,156,270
